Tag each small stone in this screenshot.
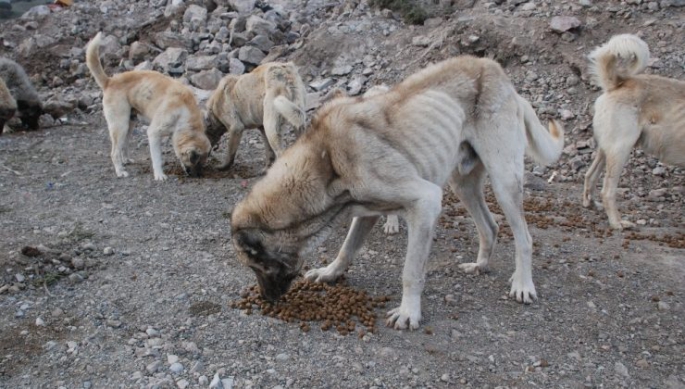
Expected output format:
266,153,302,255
147,361,162,374
441,373,450,382
167,354,179,364
71,257,85,270
176,379,189,389
106,319,121,328
170,362,184,374
275,353,289,362
309,78,334,92
146,328,160,337
198,376,209,385
657,301,670,311
652,166,666,176
36,317,46,326
331,65,353,76
15,274,25,283
411,36,431,47
614,361,630,378
238,46,265,65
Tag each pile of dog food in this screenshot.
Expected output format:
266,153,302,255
230,279,391,335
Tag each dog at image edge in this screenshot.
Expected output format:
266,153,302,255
86,32,211,180
230,55,565,330
583,34,685,230
0,78,17,135
205,62,306,171
0,57,43,132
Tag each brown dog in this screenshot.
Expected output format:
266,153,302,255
205,62,306,171
583,34,685,229
231,55,564,330
0,78,17,135
86,32,211,180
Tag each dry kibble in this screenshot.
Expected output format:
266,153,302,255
229,279,386,335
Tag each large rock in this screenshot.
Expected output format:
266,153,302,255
164,0,186,17
20,5,50,19
154,31,192,50
228,57,245,75
183,4,208,26
549,16,582,33
246,15,276,38
152,48,188,73
189,68,223,90
247,35,274,52
99,34,122,56
227,0,256,13
186,55,217,71
238,46,264,65
129,41,151,63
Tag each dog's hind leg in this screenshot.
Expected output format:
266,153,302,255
476,127,536,303
258,126,276,173
305,216,380,282
103,97,132,178
451,162,499,275
583,149,605,208
601,146,635,230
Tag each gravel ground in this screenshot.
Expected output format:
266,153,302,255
1,0,684,388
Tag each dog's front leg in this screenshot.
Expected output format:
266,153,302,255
386,182,442,330
305,216,380,282
147,132,167,181
217,126,243,171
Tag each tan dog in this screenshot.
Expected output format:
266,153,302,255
205,62,306,171
86,32,211,180
583,34,685,230
0,78,17,135
230,55,564,330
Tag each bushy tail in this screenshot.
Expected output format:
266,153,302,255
273,95,306,129
86,32,110,89
518,95,565,166
588,34,650,92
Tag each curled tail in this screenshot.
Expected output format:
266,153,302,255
518,95,565,166
273,95,306,129
86,32,110,89
265,63,307,131
588,34,650,92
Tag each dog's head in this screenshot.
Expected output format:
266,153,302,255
174,130,212,178
230,134,352,301
16,100,42,131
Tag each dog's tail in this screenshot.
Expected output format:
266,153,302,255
86,32,110,90
518,95,565,166
273,95,306,129
588,34,650,92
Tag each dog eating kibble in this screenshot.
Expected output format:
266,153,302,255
229,279,391,335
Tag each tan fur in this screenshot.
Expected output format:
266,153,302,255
0,78,17,135
583,34,685,230
205,62,306,171
86,32,211,180
0,57,43,131
231,55,565,330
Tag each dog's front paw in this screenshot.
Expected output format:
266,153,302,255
154,173,168,181
383,215,399,235
386,302,422,330
116,170,129,178
582,194,592,208
459,262,488,275
305,266,343,283
509,272,537,304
